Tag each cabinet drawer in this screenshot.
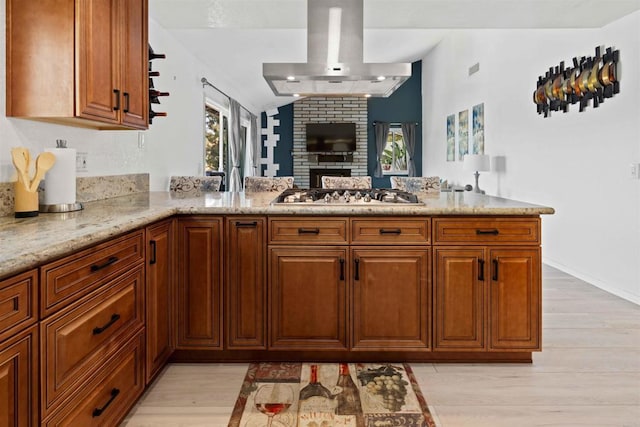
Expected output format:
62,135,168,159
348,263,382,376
41,266,144,417
41,230,144,317
433,218,540,245
0,269,37,342
269,218,348,245
43,331,145,427
351,218,430,245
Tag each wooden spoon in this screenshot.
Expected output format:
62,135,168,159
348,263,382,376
29,152,56,192
11,147,31,189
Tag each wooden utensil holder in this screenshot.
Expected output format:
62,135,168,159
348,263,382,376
14,181,39,218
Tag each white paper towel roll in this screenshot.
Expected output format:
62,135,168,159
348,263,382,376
44,148,76,205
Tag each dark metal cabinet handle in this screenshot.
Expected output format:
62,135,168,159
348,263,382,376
93,313,121,335
150,240,157,265
478,259,485,281
123,92,130,113
354,259,360,281
379,229,402,235
113,89,120,111
90,256,118,272
92,388,120,417
235,221,258,227
492,259,499,281
298,228,320,235
339,258,345,280
476,229,499,235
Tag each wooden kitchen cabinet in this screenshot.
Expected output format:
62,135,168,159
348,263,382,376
0,325,38,427
489,248,541,350
176,217,223,349
226,217,267,349
351,248,430,351
6,0,148,130
433,249,486,350
145,219,174,383
433,217,541,352
269,247,348,350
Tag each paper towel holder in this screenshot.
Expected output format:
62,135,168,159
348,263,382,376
39,139,84,213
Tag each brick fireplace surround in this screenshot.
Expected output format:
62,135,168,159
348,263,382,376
293,97,368,188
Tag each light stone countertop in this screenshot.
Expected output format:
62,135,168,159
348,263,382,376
0,191,554,279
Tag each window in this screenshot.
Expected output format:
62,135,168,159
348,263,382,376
204,104,229,175
382,127,408,175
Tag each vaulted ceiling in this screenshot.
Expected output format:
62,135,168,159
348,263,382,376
150,0,640,111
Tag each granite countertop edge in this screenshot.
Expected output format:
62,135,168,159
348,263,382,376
0,191,554,279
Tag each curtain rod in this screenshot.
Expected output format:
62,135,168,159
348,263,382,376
201,77,253,115
372,121,419,126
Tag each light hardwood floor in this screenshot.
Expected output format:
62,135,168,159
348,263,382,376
122,265,640,426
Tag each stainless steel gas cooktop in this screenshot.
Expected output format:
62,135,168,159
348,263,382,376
271,188,423,205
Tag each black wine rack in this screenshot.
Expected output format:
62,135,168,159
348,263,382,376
148,45,168,124
533,46,620,118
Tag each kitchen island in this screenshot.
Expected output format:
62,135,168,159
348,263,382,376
0,190,553,425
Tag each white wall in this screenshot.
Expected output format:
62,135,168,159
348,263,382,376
0,5,258,191
422,12,640,303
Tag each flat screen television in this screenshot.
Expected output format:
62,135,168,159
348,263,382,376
306,123,357,152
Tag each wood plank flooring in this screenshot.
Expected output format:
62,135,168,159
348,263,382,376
122,265,640,426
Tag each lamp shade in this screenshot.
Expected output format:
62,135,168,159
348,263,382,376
464,154,490,172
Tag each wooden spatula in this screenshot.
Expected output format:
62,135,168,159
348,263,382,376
29,152,56,192
11,147,31,189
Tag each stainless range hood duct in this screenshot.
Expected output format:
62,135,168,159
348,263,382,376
263,0,411,97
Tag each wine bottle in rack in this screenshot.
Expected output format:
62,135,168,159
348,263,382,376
149,46,166,60
149,110,167,124
149,90,170,104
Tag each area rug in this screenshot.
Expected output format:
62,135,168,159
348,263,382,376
228,363,436,427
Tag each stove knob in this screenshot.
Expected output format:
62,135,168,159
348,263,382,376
363,194,372,202
332,191,340,200
324,194,331,203
343,190,351,198
354,191,362,200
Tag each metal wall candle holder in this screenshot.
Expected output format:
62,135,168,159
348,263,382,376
533,46,619,117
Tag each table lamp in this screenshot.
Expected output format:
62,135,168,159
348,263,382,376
464,154,490,194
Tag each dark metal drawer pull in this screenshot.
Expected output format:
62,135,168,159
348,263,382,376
478,259,485,281
298,228,320,234
93,313,121,335
90,256,118,272
113,89,120,111
492,259,499,281
123,92,130,113
339,258,345,280
92,388,120,417
476,229,499,235
354,259,360,281
236,221,258,227
379,229,402,235
150,240,157,265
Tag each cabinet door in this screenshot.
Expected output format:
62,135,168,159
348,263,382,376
0,325,38,427
120,0,148,129
226,218,266,349
76,0,120,123
269,247,348,350
146,219,174,383
176,218,223,349
489,248,541,350
351,248,430,350
433,248,485,350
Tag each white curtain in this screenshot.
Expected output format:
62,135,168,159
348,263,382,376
402,122,417,177
250,113,260,177
228,99,242,191
374,122,390,178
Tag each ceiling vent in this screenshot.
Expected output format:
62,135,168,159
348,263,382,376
262,0,411,97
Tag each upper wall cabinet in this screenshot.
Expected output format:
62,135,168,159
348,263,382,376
6,0,149,130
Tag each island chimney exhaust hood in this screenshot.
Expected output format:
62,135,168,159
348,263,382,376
262,0,411,97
